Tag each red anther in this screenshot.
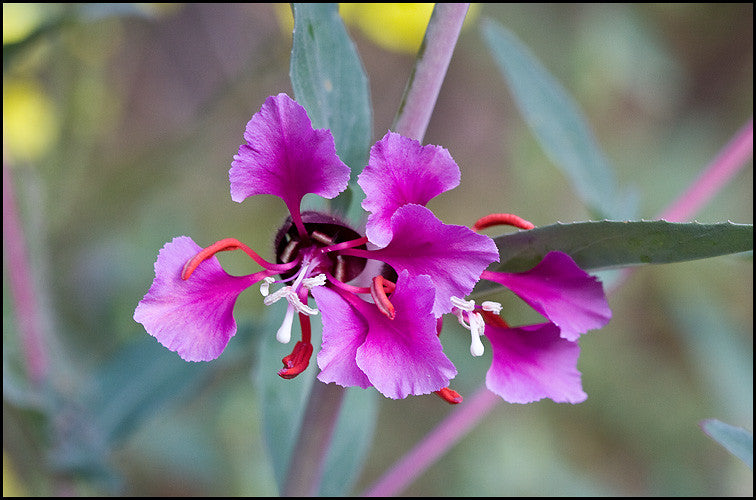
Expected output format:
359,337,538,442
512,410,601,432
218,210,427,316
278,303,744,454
434,386,463,404
371,276,396,319
480,310,510,329
473,213,535,232
278,340,314,379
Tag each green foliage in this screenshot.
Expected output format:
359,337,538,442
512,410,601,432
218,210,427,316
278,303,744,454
489,220,752,274
482,19,638,219
701,419,753,469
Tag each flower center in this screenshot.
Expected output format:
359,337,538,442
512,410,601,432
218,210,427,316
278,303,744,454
274,211,368,283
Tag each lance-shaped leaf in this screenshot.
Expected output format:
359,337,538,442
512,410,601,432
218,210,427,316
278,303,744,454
481,19,637,219
700,419,753,469
480,220,752,280
290,3,372,182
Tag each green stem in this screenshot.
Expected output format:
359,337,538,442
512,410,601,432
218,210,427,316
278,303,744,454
282,381,346,496
392,3,470,142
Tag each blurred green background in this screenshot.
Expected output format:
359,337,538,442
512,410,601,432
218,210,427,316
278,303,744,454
3,3,752,496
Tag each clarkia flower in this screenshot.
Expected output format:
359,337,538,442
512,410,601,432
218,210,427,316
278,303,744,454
134,93,498,400
134,92,612,405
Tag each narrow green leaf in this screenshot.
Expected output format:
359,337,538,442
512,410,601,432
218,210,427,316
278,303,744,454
89,335,212,445
481,19,636,219
486,220,752,275
290,3,372,183
700,419,753,469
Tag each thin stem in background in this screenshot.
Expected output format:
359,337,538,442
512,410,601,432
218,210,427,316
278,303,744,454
362,117,754,496
282,377,346,496
3,155,49,386
659,117,753,223
392,3,469,142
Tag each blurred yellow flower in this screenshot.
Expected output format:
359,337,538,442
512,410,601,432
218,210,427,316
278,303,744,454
340,3,435,54
2,452,27,496
275,4,480,54
3,80,59,162
3,3,45,45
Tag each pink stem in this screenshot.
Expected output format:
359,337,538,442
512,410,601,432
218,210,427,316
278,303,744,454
659,118,753,223
392,3,470,142
3,157,48,385
363,386,500,497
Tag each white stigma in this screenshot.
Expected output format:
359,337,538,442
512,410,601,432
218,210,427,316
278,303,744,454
264,265,326,343
260,276,276,297
450,296,502,358
468,312,486,357
276,305,296,344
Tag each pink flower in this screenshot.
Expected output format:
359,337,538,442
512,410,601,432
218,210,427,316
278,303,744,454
449,245,612,404
134,93,498,400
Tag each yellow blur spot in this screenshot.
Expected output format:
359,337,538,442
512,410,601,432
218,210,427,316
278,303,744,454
3,452,28,496
275,4,481,55
341,3,481,54
3,3,45,45
341,3,434,54
3,80,59,162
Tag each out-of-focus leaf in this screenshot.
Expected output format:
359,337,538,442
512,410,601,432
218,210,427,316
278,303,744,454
256,301,317,494
290,3,372,184
482,220,752,277
257,301,378,496
481,19,637,219
319,386,378,496
88,335,212,445
700,419,753,469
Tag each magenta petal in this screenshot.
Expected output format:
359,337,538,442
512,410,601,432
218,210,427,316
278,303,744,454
133,236,258,361
484,252,611,341
485,322,587,404
358,131,461,247
369,204,499,316
229,93,350,210
355,271,457,399
311,286,373,389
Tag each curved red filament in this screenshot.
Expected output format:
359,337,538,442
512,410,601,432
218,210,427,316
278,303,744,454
371,276,397,320
473,213,535,232
182,237,297,280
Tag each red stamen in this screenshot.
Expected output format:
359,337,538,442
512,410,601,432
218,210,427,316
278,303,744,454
370,276,396,319
480,310,510,329
473,213,535,232
434,386,463,404
278,317,313,380
181,237,297,280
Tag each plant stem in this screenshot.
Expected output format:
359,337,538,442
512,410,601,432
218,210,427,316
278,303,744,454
659,117,753,223
363,385,500,497
282,380,346,496
3,155,48,386
392,3,470,142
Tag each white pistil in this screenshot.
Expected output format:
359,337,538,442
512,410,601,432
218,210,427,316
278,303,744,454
264,265,326,343
450,296,502,358
468,312,486,357
260,276,276,296
276,305,296,344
